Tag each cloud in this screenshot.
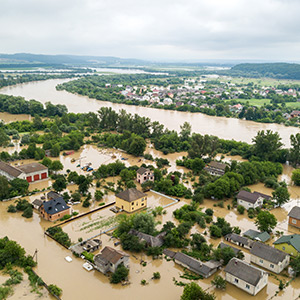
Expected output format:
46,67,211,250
1,0,300,61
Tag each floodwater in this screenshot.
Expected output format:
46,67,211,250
0,112,31,123
1,79,299,147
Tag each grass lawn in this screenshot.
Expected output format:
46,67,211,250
224,76,300,86
225,98,271,107
285,102,300,109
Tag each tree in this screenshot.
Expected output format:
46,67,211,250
132,213,156,235
292,169,300,186
255,211,277,233
0,176,11,200
209,225,222,238
181,282,215,300
48,284,62,297
0,128,10,147
272,186,290,206
290,133,300,166
211,275,226,290
41,157,52,168
252,130,283,161
50,143,60,157
94,190,104,201
53,175,67,192
290,256,300,276
51,160,64,172
22,206,33,218
180,122,192,141
213,247,235,265
237,205,245,214
110,264,129,284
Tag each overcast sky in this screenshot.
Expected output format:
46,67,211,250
1,0,300,61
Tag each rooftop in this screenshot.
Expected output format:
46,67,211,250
116,188,147,203
288,206,300,220
243,229,271,243
137,167,150,175
273,234,300,252
0,160,22,177
18,162,48,174
42,197,70,215
207,161,227,170
225,258,266,286
250,242,288,264
94,246,129,265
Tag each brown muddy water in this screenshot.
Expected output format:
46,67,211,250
1,79,299,147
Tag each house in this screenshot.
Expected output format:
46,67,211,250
32,199,43,210
250,242,290,274
290,110,300,118
225,233,254,249
128,229,166,247
163,98,173,105
225,258,268,296
115,188,147,213
47,191,61,200
218,242,242,256
204,161,227,176
288,206,300,228
136,167,154,184
163,249,222,278
94,246,129,274
236,190,271,210
39,197,71,221
273,234,300,257
243,229,271,243
70,238,102,256
0,161,48,182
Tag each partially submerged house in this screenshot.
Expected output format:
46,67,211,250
236,190,271,210
136,167,154,184
225,233,254,249
128,229,166,247
163,249,222,278
204,161,227,176
273,234,300,257
94,246,129,274
32,199,43,210
70,238,102,256
218,242,242,256
243,229,270,243
250,242,290,274
225,258,268,296
288,206,300,228
115,188,147,213
39,197,71,221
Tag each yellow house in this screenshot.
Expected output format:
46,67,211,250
115,188,147,213
273,234,300,257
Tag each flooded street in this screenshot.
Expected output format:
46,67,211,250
1,79,299,147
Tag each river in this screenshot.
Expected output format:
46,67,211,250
1,79,299,147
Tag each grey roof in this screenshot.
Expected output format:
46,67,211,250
243,229,271,243
42,197,70,215
0,161,22,177
225,258,266,286
116,188,146,202
288,206,300,220
32,199,43,208
225,233,254,247
237,190,260,204
250,242,288,264
18,162,48,174
137,167,150,175
47,191,61,200
253,191,272,201
207,161,227,170
128,229,165,247
218,242,241,255
163,249,176,258
94,246,129,265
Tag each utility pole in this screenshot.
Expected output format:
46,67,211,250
33,249,38,264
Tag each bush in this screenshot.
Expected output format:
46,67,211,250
110,264,129,284
48,284,62,297
22,206,33,218
141,279,147,285
237,205,245,215
7,205,17,213
205,208,213,216
211,275,226,290
153,272,161,279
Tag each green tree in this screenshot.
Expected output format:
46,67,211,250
110,264,129,284
237,205,245,214
0,128,10,147
50,143,60,157
94,190,104,201
292,169,300,186
252,130,283,161
48,284,62,297
211,275,226,290
22,206,33,218
41,157,52,168
290,133,300,166
180,122,192,141
209,225,222,238
181,282,215,300
290,256,300,277
51,160,64,172
255,211,277,233
53,175,67,192
132,213,156,235
0,176,11,200
272,186,290,206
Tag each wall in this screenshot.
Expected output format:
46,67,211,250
274,243,298,257
289,217,300,228
250,254,290,274
115,196,147,213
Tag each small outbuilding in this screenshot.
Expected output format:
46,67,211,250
288,206,300,228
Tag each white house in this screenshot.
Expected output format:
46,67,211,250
163,98,173,105
225,258,268,296
237,190,271,210
250,242,290,274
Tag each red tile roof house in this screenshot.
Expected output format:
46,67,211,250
136,167,154,184
0,161,48,182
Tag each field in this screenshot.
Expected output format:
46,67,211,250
224,76,300,86
225,98,271,107
285,101,300,109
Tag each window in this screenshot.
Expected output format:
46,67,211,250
234,278,239,284
292,219,297,224
260,259,264,264
132,202,134,205
282,246,285,250
270,264,274,268
246,284,250,289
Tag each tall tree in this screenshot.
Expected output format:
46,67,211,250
255,211,277,233
290,133,300,166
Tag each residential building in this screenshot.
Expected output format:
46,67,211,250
163,98,173,105
32,199,43,210
236,190,271,210
204,161,227,176
250,242,290,274
243,229,271,243
0,161,48,182
290,110,300,118
225,258,268,296
288,206,300,228
128,229,165,247
163,249,222,278
273,234,300,257
225,233,254,249
218,242,242,256
39,197,71,221
115,188,147,213
94,246,129,274
136,167,154,184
